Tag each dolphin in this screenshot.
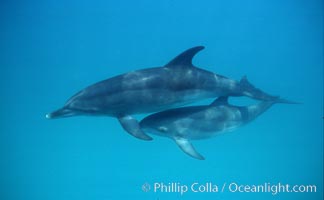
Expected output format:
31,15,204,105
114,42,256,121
46,46,280,141
140,97,296,160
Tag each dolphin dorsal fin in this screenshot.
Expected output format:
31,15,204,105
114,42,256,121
210,96,229,106
164,46,205,68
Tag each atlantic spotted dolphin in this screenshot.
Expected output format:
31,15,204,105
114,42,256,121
140,97,296,159
46,46,279,141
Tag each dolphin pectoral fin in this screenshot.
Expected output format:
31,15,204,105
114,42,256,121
174,137,205,160
118,115,153,141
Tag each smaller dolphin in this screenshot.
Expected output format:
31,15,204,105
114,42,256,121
140,97,296,160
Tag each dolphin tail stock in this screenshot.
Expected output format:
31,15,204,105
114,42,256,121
46,107,77,119
239,76,280,101
174,137,205,160
118,115,153,141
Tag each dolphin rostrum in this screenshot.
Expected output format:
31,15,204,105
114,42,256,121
140,97,296,160
46,46,280,141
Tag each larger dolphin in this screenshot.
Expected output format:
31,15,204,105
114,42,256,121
46,46,279,141
140,97,295,160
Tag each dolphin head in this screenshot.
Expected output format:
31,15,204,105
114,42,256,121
140,113,175,138
140,106,206,139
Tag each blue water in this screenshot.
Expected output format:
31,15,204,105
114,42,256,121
1,0,323,199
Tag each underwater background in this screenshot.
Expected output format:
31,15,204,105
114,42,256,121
1,0,323,199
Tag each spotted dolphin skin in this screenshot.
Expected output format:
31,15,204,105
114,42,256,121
46,46,279,141
140,97,296,160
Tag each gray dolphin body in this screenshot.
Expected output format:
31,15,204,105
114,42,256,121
140,97,290,160
46,46,279,141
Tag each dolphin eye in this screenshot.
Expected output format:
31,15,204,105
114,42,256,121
158,126,168,132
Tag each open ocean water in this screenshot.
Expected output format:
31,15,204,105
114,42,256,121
1,0,323,200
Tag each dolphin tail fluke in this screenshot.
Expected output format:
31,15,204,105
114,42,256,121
239,76,279,101
46,107,77,119
239,76,301,104
118,115,153,141
275,98,301,104
174,137,205,160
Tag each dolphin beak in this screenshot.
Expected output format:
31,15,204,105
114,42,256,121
46,107,76,119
